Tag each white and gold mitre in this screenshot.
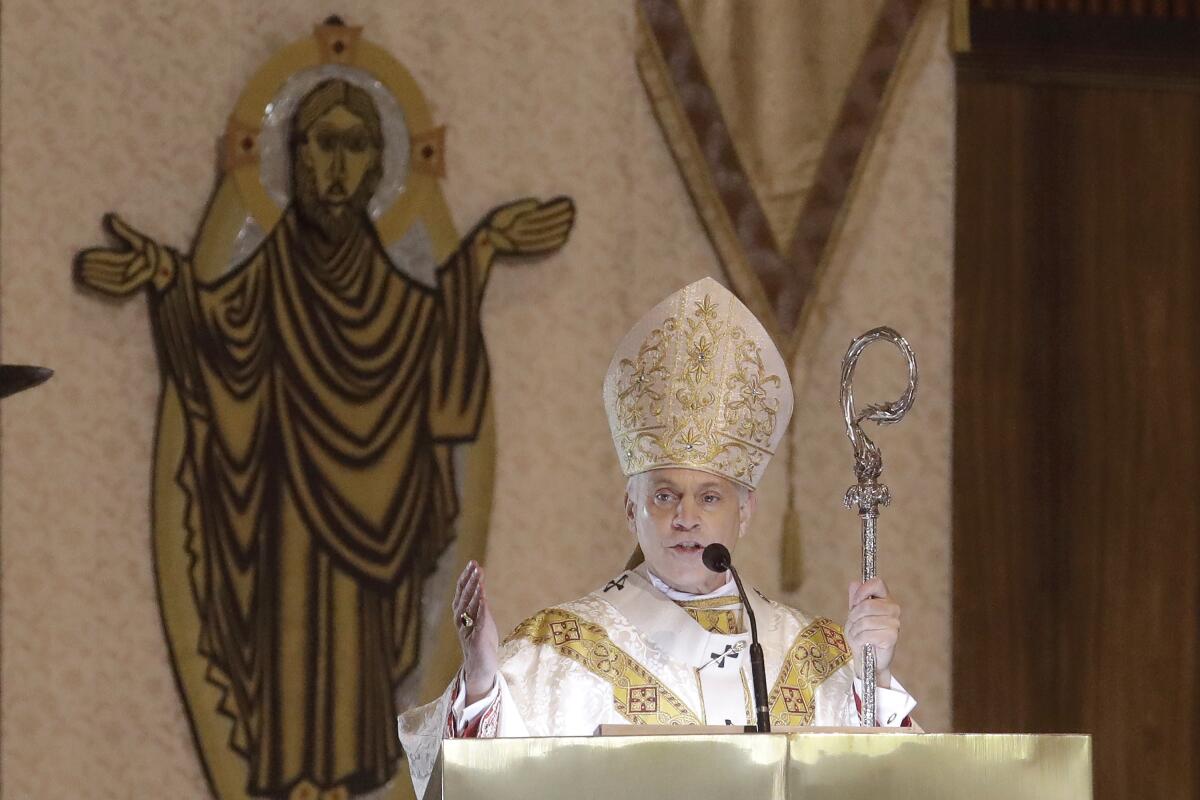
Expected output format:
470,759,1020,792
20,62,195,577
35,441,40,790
603,277,793,489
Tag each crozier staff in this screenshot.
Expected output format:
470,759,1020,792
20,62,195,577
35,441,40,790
399,278,916,797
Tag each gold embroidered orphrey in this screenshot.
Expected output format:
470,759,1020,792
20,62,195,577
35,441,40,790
504,608,850,727
73,19,574,800
676,604,739,633
768,617,852,726
604,277,792,490
506,609,702,725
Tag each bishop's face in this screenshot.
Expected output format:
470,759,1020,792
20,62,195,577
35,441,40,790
298,104,379,214
625,468,755,595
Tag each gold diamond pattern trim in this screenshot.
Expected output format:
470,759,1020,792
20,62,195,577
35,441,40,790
505,608,702,726
766,617,852,726
679,606,742,635
675,596,742,609
675,595,743,635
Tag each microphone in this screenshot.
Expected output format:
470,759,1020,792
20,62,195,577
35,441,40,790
702,543,771,733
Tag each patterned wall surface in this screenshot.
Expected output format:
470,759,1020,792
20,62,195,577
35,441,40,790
0,1,952,796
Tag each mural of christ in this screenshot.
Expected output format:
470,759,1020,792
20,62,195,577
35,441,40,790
76,77,574,798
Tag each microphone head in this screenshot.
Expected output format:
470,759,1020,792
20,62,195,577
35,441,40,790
702,543,732,573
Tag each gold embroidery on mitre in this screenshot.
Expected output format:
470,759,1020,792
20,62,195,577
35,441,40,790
604,277,792,489
767,617,852,726
506,608,701,725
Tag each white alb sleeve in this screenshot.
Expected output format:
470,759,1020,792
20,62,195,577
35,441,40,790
853,675,918,727
450,673,500,735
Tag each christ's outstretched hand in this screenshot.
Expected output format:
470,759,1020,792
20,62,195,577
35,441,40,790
479,196,575,259
75,214,175,296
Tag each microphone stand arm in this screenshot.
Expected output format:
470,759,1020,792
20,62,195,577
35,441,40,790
727,564,770,733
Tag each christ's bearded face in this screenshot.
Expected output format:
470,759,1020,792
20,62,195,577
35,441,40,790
625,468,756,595
298,104,379,213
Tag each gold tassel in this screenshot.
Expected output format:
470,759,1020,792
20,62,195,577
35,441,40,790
780,437,803,592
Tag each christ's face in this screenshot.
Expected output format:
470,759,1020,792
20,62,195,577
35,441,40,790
625,468,755,595
298,104,379,214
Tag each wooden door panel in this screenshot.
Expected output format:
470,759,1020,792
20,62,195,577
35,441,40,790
954,74,1200,800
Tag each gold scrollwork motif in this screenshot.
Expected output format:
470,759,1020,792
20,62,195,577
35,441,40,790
606,278,791,489
506,609,702,726
615,328,669,430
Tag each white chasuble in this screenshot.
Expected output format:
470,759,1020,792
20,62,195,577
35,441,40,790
399,566,873,796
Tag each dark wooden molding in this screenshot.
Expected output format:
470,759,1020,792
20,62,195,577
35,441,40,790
956,0,1200,80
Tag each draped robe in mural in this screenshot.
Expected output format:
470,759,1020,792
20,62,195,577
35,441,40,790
151,206,488,794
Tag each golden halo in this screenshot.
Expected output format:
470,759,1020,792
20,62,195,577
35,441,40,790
222,24,452,253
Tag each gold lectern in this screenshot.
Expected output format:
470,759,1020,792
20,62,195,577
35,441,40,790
432,730,1092,799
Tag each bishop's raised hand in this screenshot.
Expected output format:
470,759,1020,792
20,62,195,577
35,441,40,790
453,560,500,704
75,213,177,296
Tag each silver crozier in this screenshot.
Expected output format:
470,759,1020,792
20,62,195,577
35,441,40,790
839,327,917,727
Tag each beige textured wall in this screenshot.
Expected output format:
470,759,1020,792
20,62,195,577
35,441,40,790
0,1,953,796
